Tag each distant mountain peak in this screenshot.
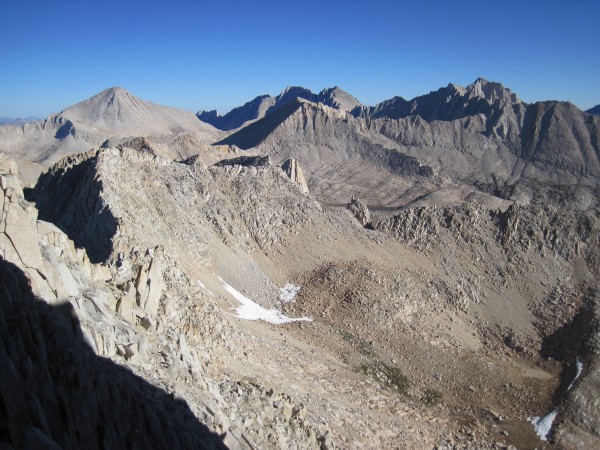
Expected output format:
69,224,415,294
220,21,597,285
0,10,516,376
587,104,600,115
318,86,363,112
104,86,129,94
93,86,133,102
197,85,364,131
465,78,520,105
0,116,41,126
279,86,314,97
471,77,490,85
56,86,221,138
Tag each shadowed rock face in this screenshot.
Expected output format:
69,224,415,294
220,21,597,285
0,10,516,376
586,104,600,116
518,101,600,176
355,78,521,122
27,150,118,264
0,257,225,450
347,196,371,228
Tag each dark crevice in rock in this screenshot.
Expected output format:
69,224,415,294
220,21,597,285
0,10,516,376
214,155,271,168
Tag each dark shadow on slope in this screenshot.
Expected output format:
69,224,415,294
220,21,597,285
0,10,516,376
25,152,117,264
54,120,74,139
198,95,273,131
540,292,597,405
215,99,304,149
0,256,226,450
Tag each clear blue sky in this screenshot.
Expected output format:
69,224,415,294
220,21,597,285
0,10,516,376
1,0,599,117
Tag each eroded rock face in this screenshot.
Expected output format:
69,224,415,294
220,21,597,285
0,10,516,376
376,201,600,268
281,158,309,194
5,150,328,449
0,153,227,449
347,196,371,228
134,256,164,317
27,149,118,263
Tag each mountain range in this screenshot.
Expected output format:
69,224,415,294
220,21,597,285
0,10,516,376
2,79,599,213
1,78,600,449
0,116,41,126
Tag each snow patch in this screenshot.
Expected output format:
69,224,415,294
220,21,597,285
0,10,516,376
280,283,301,303
219,278,312,324
567,357,583,391
528,357,584,441
197,280,214,296
529,410,558,441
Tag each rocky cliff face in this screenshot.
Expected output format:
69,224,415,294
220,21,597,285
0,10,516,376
198,86,363,131
352,78,521,122
217,99,436,206
205,79,599,213
0,257,226,450
554,290,600,449
1,153,225,449
3,152,328,449
346,196,371,228
518,101,600,177
281,158,309,194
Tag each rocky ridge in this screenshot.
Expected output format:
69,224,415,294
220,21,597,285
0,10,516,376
2,77,600,449
204,78,600,212
18,145,600,448
2,152,329,449
217,98,437,206
198,86,363,131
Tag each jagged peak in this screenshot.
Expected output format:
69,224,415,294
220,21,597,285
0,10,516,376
278,86,315,98
445,83,467,96
465,78,520,104
318,86,363,112
471,77,490,85
320,86,346,94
